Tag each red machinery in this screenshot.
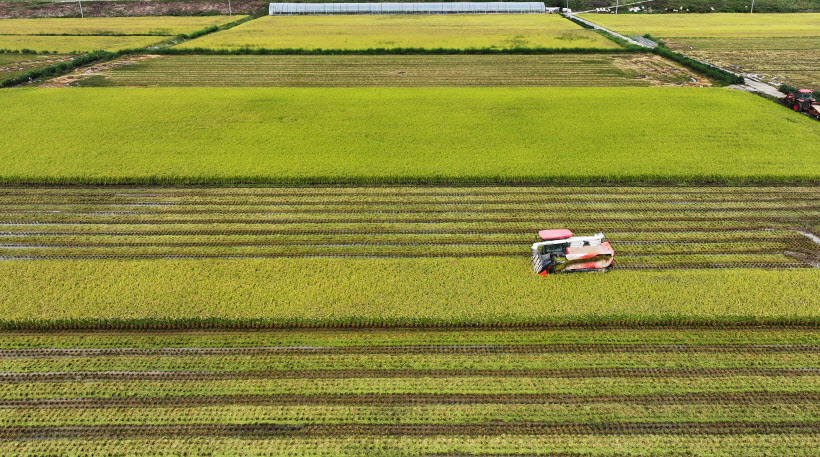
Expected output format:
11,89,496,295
531,229,614,275
782,89,820,119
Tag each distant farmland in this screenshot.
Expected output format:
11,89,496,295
0,16,245,36
176,14,620,51
581,13,820,95
580,13,820,37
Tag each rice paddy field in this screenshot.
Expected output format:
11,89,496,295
666,37,820,91
580,13,820,90
580,13,820,38
71,53,711,87
175,14,620,51
0,16,244,36
0,185,817,326
0,35,168,53
1,11,820,457
1,87,819,184
1,327,820,455
0,53,74,82
0,16,245,53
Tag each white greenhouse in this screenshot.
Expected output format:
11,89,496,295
269,2,549,15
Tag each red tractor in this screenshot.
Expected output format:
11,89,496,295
531,229,614,275
782,89,820,119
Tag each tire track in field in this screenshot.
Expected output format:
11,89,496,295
2,368,818,383
3,344,817,358
3,391,818,409
3,422,819,439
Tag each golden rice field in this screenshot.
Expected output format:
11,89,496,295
580,13,820,37
0,16,245,36
0,35,167,53
176,14,620,50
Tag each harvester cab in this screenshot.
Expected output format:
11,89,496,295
531,229,614,275
782,89,820,119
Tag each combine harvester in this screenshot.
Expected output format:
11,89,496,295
531,229,615,275
782,89,820,120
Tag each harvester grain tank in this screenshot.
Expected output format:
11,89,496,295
531,229,614,275
782,89,820,119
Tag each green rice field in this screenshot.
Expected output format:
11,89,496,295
580,13,820,37
0,12,818,457
0,16,245,36
176,14,620,51
72,53,711,87
0,328,818,455
1,87,818,184
0,35,167,53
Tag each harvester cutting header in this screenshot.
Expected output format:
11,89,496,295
531,229,614,275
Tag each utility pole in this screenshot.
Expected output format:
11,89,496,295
615,0,619,13
228,0,232,16
78,0,83,18
750,0,755,13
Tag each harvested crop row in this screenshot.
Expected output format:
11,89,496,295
0,221,805,233
4,375,819,399
72,54,706,88
3,186,814,267
4,351,817,373
4,435,818,456
6,200,817,211
3,368,818,384
2,328,817,349
0,232,805,248
3,404,820,427
1,327,816,454
0,186,814,197
5,391,819,408
6,421,820,439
